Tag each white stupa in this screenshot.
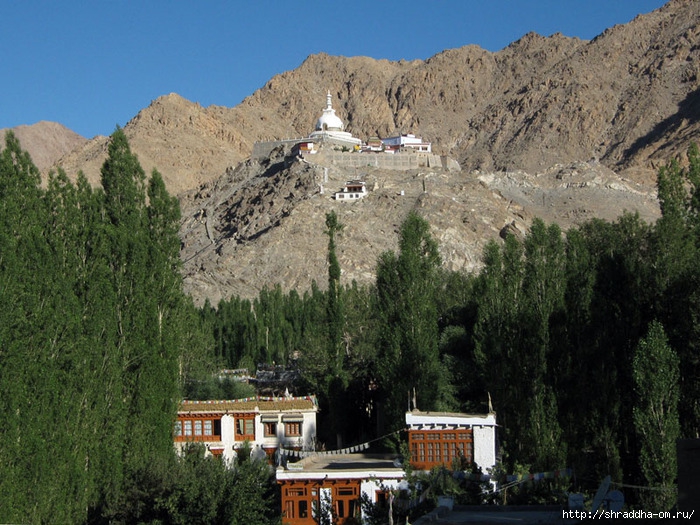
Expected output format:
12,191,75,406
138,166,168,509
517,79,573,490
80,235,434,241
309,91,362,149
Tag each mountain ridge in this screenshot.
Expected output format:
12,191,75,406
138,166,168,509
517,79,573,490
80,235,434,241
5,0,699,303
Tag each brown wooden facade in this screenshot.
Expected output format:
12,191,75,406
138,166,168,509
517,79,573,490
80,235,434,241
174,413,222,443
407,428,473,470
280,479,361,525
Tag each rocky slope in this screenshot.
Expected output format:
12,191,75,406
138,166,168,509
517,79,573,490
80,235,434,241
54,94,253,196
179,148,659,305
0,121,86,173
11,0,700,303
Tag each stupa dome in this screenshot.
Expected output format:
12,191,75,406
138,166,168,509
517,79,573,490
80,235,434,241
315,91,344,132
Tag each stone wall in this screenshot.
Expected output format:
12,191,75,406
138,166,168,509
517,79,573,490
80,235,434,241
253,140,461,170
312,150,460,171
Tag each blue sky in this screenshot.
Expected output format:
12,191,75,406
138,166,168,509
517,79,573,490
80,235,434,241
2,1,668,139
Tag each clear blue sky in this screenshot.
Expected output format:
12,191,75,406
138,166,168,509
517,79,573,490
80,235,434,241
2,1,668,139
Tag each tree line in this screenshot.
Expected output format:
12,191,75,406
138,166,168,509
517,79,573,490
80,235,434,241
205,148,700,511
0,130,277,524
2,128,695,519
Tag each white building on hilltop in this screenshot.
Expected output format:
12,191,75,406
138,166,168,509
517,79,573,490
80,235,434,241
381,133,432,153
308,91,362,150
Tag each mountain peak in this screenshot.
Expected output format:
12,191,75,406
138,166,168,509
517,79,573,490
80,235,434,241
1,121,86,172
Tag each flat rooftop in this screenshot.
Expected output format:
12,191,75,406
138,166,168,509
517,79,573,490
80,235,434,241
291,453,402,472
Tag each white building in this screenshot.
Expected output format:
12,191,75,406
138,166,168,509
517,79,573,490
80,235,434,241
174,396,318,463
334,180,367,201
274,410,498,524
277,453,405,525
308,91,362,150
381,133,432,153
405,410,498,473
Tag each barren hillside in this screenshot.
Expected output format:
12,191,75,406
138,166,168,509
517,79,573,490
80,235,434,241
0,122,86,173
9,0,700,303
179,149,659,305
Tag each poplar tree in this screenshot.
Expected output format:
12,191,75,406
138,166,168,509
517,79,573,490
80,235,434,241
95,129,185,517
325,211,344,372
633,320,679,511
375,211,446,429
652,146,700,437
473,234,524,463
520,219,566,469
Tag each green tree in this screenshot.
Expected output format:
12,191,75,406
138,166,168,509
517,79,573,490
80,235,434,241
325,211,345,373
0,132,93,523
472,234,525,468
652,146,700,437
223,457,281,525
633,320,679,511
374,211,448,430
520,219,566,469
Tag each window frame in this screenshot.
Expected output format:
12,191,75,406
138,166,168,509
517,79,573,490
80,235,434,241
175,416,221,442
264,421,277,437
234,413,256,441
285,421,302,437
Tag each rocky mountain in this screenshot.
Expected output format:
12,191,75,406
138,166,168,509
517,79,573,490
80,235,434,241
54,1,700,192
17,0,700,303
178,149,659,305
0,121,86,173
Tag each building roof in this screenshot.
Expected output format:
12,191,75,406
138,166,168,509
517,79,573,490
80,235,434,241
405,410,496,427
296,453,400,471
277,453,405,481
179,396,318,414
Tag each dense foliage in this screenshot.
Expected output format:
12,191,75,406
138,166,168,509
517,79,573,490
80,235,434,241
4,129,699,518
206,148,700,511
0,131,278,524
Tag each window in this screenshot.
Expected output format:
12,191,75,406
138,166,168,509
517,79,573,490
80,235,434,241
175,417,221,442
264,422,277,437
333,483,360,520
285,422,302,436
235,415,255,440
408,427,473,469
283,486,309,520
285,500,295,519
